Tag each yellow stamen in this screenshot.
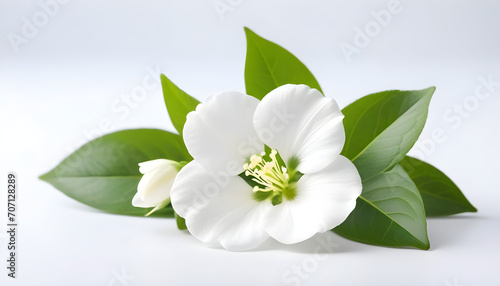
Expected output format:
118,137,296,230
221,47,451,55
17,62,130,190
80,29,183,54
244,149,291,195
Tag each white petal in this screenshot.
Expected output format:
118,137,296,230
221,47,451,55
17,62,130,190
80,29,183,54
138,159,176,174
183,92,263,176
132,192,151,207
265,156,361,244
170,161,271,251
253,84,345,174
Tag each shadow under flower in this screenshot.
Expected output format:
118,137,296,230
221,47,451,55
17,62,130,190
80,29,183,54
252,231,365,254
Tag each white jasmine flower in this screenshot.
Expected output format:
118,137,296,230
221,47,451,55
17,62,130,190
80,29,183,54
132,159,180,216
170,84,362,251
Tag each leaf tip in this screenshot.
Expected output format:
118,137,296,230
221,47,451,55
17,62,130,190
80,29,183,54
244,27,257,38
419,235,431,250
424,86,437,96
38,171,51,182
160,73,171,86
419,243,431,250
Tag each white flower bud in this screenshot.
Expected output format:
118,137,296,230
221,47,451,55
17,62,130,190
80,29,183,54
132,159,181,212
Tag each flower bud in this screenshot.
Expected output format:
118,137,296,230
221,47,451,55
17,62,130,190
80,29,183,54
132,159,181,214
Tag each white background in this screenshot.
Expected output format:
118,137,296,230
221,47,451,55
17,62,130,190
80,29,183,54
1,0,500,285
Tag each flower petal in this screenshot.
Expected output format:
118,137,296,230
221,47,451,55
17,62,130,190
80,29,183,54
170,161,271,251
183,92,263,176
253,84,345,173
265,155,361,244
138,159,173,174
132,192,151,207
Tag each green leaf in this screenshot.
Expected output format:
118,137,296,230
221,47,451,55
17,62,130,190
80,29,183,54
175,212,187,230
341,87,435,181
39,129,191,216
161,74,200,135
244,27,322,100
334,165,430,250
400,156,477,216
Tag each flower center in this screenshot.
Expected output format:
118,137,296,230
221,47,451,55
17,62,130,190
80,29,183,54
243,149,298,205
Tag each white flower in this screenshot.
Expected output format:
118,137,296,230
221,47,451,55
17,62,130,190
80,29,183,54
170,84,362,251
132,159,180,215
